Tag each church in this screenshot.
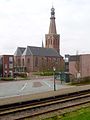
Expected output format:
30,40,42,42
14,7,64,73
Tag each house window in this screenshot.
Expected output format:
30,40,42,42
9,64,13,69
53,40,55,45
5,64,7,69
9,57,13,62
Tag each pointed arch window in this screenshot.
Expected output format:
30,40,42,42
51,39,52,45
27,58,30,64
17,59,20,66
35,57,38,67
53,40,55,45
46,40,47,46
22,59,24,66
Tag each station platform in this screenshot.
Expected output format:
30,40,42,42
0,82,90,106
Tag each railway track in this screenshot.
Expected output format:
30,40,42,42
0,89,90,120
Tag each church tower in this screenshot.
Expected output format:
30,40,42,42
45,6,60,53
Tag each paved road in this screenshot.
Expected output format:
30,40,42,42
0,78,72,99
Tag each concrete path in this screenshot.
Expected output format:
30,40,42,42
0,78,72,99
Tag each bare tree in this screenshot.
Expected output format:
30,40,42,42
75,51,81,80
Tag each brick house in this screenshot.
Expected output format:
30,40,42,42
65,54,90,78
0,55,14,77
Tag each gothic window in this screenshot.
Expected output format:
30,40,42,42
22,59,24,66
54,40,55,45
35,57,38,67
50,39,51,44
46,40,47,45
51,39,52,45
55,40,57,45
27,58,30,64
55,40,56,45
17,59,20,66
49,39,50,44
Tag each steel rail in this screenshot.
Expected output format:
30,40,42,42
17,99,90,120
0,89,90,119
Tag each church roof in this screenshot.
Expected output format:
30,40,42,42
22,46,61,57
14,47,26,56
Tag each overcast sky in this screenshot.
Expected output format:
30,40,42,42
0,0,90,56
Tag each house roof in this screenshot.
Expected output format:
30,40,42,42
22,46,62,57
69,55,80,61
14,47,26,56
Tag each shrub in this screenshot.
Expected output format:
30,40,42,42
34,71,53,76
14,72,27,78
19,73,27,78
82,76,90,82
1,77,14,81
70,76,90,85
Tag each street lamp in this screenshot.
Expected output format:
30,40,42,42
53,67,56,91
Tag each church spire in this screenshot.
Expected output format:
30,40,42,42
45,6,60,54
49,6,57,34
